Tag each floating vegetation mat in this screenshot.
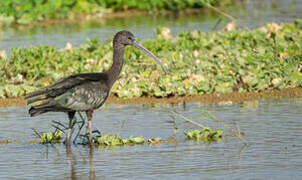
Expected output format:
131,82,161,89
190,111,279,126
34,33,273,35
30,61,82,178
35,131,221,147
1,20,301,99
93,134,164,146
34,132,175,147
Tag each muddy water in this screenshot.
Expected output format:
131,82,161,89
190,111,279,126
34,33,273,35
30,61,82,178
0,0,301,54
0,99,302,179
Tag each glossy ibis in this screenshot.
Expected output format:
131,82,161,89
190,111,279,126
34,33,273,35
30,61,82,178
25,30,167,145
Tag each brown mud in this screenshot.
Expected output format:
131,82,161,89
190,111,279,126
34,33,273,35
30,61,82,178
1,87,302,108
0,140,19,144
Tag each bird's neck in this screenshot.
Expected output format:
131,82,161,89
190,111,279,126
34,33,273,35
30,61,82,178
106,43,125,87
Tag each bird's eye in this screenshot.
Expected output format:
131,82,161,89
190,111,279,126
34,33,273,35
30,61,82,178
128,37,132,40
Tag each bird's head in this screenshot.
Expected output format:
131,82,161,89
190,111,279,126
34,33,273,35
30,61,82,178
113,30,167,74
113,30,135,46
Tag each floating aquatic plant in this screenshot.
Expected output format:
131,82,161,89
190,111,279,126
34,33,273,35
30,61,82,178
93,135,176,147
185,127,223,143
171,108,247,145
93,134,145,146
40,130,63,144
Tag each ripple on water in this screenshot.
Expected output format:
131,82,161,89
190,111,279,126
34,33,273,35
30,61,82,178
0,99,302,179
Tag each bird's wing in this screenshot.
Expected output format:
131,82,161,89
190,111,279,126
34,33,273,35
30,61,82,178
54,82,109,111
25,73,108,104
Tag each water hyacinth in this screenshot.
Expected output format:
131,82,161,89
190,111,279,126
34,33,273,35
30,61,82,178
40,130,62,144
93,134,146,146
185,127,223,143
38,131,171,146
1,20,301,99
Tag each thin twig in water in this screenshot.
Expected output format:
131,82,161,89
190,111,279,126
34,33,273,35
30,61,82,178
212,18,222,31
168,115,179,139
31,128,41,138
236,125,247,146
196,108,247,145
203,3,236,21
117,119,126,136
238,144,247,159
170,111,205,128
52,120,67,129
51,124,66,135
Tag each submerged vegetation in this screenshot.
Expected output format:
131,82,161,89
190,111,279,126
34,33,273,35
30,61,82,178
0,0,226,26
1,20,301,99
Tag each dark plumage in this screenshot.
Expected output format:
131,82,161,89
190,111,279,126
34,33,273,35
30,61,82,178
25,30,167,145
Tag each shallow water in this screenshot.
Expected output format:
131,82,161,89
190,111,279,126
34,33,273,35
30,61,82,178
0,0,301,54
0,99,302,179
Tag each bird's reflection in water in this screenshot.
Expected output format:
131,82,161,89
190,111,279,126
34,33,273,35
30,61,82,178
66,146,96,180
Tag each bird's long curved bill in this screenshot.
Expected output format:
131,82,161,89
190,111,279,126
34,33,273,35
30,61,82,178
133,41,167,74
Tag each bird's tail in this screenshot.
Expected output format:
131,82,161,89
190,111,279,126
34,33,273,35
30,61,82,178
29,107,47,117
28,100,57,116
26,90,56,116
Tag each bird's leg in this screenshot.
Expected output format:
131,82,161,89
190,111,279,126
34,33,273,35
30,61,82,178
86,109,94,145
66,111,75,146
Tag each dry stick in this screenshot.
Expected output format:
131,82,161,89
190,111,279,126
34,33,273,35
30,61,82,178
52,120,68,132
117,119,126,136
197,109,227,128
170,111,205,129
51,124,66,135
204,3,250,30
31,128,42,138
211,18,222,31
238,143,247,160
197,108,248,146
168,115,179,139
203,3,236,21
236,125,247,146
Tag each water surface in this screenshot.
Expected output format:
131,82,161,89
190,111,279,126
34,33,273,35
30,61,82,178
0,99,301,179
1,0,302,177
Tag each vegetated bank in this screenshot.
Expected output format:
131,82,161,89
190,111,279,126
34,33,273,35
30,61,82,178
0,0,229,26
0,20,301,101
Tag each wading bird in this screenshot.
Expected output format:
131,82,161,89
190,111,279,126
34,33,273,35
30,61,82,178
25,31,167,145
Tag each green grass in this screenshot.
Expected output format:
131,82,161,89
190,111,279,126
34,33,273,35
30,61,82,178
0,20,301,98
100,0,221,10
